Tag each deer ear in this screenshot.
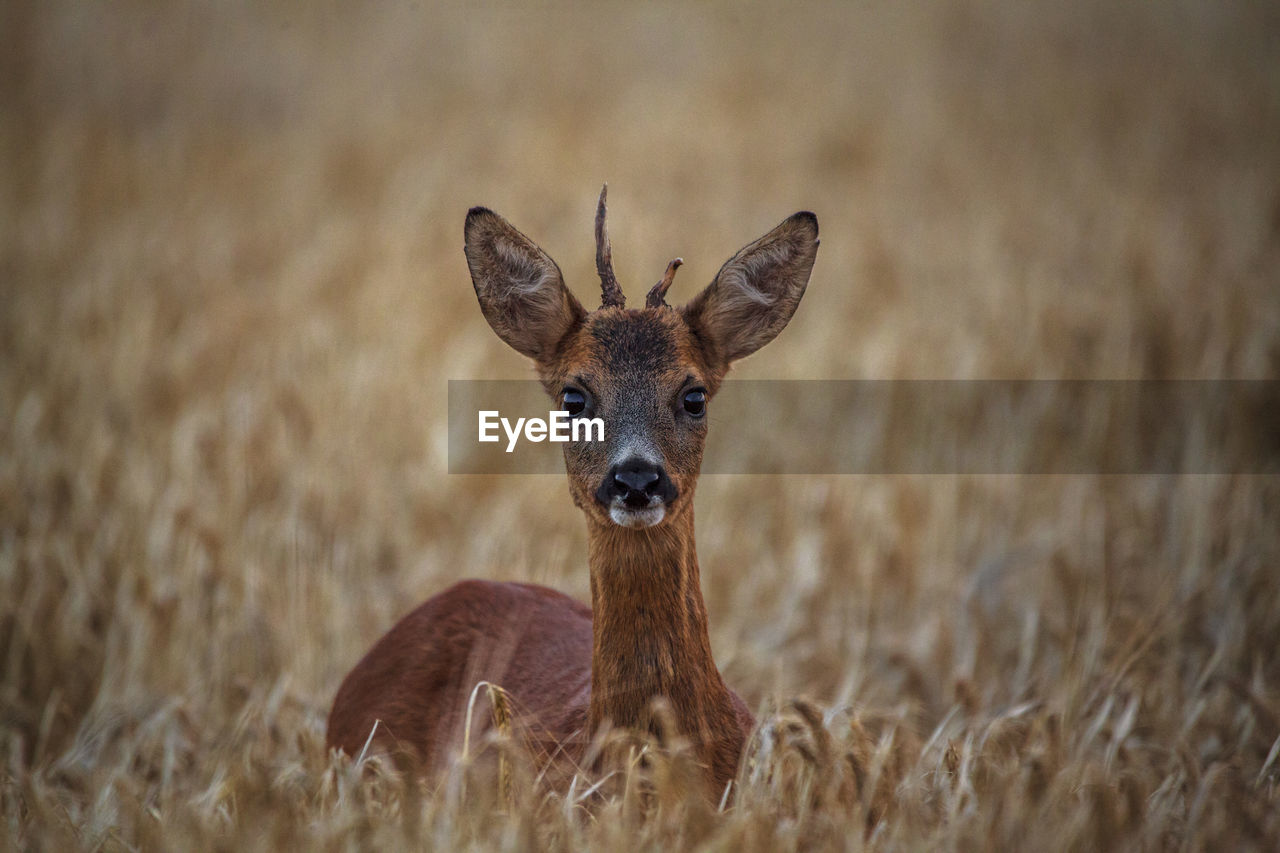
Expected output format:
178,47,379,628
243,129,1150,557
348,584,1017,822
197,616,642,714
465,207,586,361
681,212,818,364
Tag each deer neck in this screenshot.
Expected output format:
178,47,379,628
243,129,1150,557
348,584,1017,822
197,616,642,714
585,507,740,749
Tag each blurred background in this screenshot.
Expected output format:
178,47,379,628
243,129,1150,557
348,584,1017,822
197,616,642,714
2,0,1278,847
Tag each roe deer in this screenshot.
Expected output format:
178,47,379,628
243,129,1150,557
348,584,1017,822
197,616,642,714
327,186,818,796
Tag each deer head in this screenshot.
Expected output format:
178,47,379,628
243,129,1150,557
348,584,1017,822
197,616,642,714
465,186,818,530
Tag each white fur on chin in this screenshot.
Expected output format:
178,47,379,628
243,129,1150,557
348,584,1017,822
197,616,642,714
609,505,665,529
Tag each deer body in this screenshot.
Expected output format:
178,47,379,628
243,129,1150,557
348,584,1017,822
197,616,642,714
327,188,818,795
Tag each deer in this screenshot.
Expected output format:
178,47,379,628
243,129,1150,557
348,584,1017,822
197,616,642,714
326,186,819,798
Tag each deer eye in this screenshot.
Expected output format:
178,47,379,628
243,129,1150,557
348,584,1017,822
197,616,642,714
562,388,587,417
682,389,707,418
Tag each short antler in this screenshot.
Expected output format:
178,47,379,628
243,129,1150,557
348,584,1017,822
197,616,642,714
645,258,683,309
595,185,625,309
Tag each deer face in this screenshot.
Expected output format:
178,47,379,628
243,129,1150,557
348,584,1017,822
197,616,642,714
543,307,711,528
465,188,818,530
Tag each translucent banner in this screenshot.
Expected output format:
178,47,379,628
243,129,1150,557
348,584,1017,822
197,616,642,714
447,380,1280,475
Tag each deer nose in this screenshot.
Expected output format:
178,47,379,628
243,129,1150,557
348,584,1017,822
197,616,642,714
600,459,677,508
615,465,659,494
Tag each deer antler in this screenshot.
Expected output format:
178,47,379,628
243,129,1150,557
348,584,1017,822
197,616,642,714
595,184,625,309
645,258,683,309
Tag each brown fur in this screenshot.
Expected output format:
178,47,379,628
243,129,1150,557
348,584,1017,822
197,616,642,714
327,193,818,796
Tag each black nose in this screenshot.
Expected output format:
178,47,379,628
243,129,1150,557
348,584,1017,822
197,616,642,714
615,465,659,494
598,459,677,509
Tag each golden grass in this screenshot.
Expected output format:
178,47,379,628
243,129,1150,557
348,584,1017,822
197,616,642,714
3,0,1278,848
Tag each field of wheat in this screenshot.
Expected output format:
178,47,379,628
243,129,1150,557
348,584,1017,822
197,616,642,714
3,1,1279,849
